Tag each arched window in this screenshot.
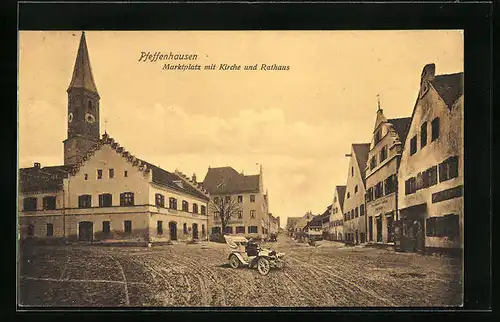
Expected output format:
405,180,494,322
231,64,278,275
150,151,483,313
182,200,189,212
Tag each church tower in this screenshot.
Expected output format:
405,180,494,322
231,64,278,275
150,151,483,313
63,32,101,165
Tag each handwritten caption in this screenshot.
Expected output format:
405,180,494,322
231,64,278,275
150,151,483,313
138,51,291,71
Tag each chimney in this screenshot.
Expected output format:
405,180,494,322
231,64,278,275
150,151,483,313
34,162,41,169
192,173,197,183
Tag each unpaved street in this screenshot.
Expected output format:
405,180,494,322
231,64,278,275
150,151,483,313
18,237,462,307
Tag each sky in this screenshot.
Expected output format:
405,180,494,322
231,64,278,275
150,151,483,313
18,30,463,228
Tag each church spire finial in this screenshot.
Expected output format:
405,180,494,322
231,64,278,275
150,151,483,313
377,94,381,111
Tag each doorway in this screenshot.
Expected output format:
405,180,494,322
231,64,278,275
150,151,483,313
192,223,199,239
376,216,383,243
169,222,177,241
78,221,93,241
387,215,394,243
355,230,359,245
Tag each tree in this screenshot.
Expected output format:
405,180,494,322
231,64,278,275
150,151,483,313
209,195,242,235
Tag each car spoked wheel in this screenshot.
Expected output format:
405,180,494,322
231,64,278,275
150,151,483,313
257,257,270,275
229,254,241,269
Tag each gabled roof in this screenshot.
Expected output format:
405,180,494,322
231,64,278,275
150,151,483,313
387,117,412,144
335,185,346,210
202,166,260,194
431,73,464,109
68,133,210,201
68,31,99,95
352,143,371,184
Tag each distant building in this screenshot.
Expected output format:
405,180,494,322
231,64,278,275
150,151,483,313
365,105,411,245
342,143,370,244
202,166,270,239
286,217,301,237
293,212,315,240
396,64,463,256
328,185,346,241
319,205,332,238
305,214,324,241
19,32,210,244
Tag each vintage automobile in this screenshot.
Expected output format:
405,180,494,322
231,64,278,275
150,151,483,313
224,235,285,275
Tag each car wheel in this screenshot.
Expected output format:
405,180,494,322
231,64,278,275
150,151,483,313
257,257,270,275
229,254,241,269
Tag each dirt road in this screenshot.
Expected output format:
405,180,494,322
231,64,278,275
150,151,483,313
18,236,462,307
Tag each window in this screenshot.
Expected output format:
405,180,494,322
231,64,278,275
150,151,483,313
43,196,56,210
347,192,350,199
182,200,189,212
374,129,381,145
351,167,354,177
439,156,459,182
157,221,163,235
360,204,365,216
374,182,384,199
201,205,206,215
248,226,258,234
109,168,114,179
46,223,53,237
99,193,113,207
78,195,92,208
429,165,438,186
431,117,440,141
355,207,359,218
214,196,220,204
420,122,428,148
124,220,132,234
183,223,188,234
426,214,459,238
236,226,245,234
224,196,231,203
384,175,396,195
410,136,417,155
28,224,34,236
366,188,373,203
370,156,377,170
84,174,88,180
405,177,417,195
238,211,243,219
250,210,256,218
416,172,424,190
380,145,387,162
103,221,110,234
238,195,243,203
23,198,37,211
97,169,102,179
120,192,134,206
354,185,358,194
88,100,92,110
193,204,198,214
124,170,128,177
169,197,178,209
250,195,256,202
225,226,233,234
334,196,337,203
155,194,165,207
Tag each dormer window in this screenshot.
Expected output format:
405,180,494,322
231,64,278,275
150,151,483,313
173,180,184,189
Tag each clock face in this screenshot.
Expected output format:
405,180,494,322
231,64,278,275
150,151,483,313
85,113,96,124
68,112,73,123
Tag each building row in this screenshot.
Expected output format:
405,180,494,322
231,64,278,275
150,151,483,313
18,32,278,244
287,63,463,256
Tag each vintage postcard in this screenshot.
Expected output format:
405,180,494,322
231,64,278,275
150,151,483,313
18,30,464,307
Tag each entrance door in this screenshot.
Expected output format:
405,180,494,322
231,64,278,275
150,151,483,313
376,216,383,242
78,221,93,241
192,223,199,239
368,217,373,242
169,222,177,241
355,230,359,245
387,215,394,243
414,219,425,252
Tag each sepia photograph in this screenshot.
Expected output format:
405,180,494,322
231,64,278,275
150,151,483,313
18,30,464,308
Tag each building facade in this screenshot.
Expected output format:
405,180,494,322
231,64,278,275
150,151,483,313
342,144,370,245
365,107,411,245
328,185,346,241
396,63,463,256
202,166,270,239
18,32,210,244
